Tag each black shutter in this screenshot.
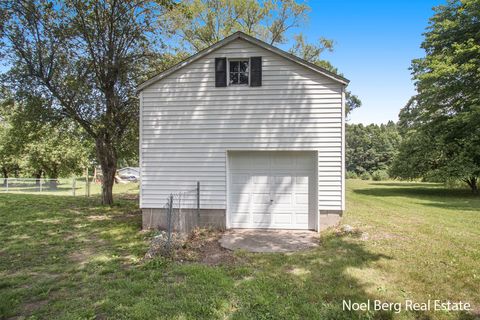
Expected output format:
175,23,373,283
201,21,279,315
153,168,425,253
215,57,227,87
250,56,262,87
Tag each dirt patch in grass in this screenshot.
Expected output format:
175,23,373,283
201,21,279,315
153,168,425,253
332,224,408,242
144,228,239,266
69,247,96,266
22,299,49,316
177,228,238,266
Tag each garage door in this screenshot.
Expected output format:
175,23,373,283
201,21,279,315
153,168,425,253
228,151,316,229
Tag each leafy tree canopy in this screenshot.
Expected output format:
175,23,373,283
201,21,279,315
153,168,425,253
346,122,401,175
0,0,174,204
0,92,91,180
166,0,309,51
391,0,480,193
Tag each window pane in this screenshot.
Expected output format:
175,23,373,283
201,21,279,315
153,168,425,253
239,72,248,84
240,61,249,72
229,72,238,84
230,61,239,72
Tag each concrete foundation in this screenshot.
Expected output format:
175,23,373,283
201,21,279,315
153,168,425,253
220,229,318,252
319,210,343,231
142,208,226,233
142,208,342,233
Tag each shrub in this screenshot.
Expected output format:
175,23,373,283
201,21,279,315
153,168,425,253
346,171,358,179
360,172,371,180
372,170,389,181
444,179,469,190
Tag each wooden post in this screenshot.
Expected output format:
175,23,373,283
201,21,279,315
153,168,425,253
39,179,42,192
197,181,200,220
167,194,174,247
5,178,8,192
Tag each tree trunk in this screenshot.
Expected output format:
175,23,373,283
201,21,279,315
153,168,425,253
96,136,117,205
49,179,58,190
48,171,58,190
35,170,42,187
464,177,478,195
1,167,7,187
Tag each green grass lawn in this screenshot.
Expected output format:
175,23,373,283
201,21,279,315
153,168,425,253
0,180,479,319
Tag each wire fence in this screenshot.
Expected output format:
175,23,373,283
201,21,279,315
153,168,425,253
0,177,139,196
163,182,200,251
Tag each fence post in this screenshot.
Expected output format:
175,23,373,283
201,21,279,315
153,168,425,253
197,181,200,220
5,178,8,192
39,179,42,192
72,178,76,196
166,194,174,250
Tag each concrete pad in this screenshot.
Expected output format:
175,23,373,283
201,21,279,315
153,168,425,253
219,229,319,253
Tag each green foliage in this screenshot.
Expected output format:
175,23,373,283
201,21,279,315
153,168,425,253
371,170,389,181
346,122,401,175
166,0,309,50
360,172,371,180
0,105,21,179
289,33,334,62
0,0,172,203
392,0,480,193
444,178,470,190
0,93,91,178
346,171,358,179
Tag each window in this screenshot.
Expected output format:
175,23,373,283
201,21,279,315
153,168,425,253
229,59,249,85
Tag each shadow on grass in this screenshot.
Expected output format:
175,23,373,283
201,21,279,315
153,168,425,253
0,193,143,318
222,233,395,319
370,182,443,188
353,183,480,212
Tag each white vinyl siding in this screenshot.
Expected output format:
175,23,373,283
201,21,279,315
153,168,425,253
140,38,344,211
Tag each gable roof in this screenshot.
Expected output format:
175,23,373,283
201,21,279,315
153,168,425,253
137,31,349,91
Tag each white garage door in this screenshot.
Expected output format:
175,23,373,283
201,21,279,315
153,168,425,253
228,151,316,229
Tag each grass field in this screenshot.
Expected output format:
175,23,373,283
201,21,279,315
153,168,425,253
0,180,479,319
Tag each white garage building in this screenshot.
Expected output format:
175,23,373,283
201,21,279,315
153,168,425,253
138,31,349,232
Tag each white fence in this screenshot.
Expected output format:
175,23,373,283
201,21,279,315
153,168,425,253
0,177,139,197
1,178,82,196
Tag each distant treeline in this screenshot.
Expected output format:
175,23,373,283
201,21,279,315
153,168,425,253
345,122,401,181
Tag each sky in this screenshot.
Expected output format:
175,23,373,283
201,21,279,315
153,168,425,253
1,0,444,126
282,0,445,125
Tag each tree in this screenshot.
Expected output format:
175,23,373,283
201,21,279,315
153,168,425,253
0,117,19,185
0,93,91,187
288,34,361,117
346,122,401,174
1,0,173,204
166,0,309,51
391,0,480,193
23,125,89,188
0,95,22,185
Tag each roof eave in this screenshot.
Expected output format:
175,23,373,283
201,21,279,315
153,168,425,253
137,31,349,92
